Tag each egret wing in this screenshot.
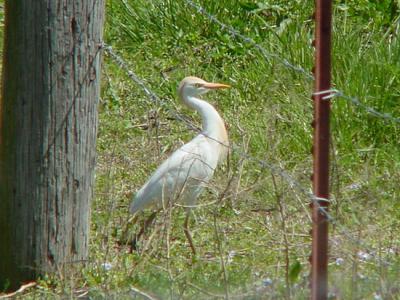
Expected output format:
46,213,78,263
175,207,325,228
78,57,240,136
129,135,219,213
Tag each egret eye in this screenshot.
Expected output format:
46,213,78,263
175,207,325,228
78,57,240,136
193,83,203,88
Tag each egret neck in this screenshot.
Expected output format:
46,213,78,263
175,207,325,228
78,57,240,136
184,95,228,143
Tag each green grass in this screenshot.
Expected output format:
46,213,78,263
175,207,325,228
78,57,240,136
13,0,400,298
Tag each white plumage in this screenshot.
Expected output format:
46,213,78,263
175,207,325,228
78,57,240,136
129,76,229,213
129,76,230,254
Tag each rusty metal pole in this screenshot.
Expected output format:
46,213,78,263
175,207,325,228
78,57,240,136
311,0,332,299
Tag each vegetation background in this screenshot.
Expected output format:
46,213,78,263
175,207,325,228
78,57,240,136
1,0,400,298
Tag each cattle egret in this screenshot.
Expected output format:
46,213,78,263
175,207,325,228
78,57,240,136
129,76,230,254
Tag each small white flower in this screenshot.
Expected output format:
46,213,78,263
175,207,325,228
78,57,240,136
347,183,362,190
101,262,113,271
357,251,371,261
328,292,337,298
357,273,366,280
262,278,273,287
227,250,236,264
387,248,396,255
335,257,344,266
373,292,382,300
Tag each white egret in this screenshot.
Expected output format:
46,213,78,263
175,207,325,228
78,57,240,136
129,76,230,254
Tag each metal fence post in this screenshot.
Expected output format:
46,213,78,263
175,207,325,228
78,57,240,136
311,0,332,299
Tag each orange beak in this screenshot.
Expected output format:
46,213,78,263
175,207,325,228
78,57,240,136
201,82,231,89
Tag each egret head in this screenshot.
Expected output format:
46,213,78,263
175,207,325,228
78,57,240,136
178,76,230,98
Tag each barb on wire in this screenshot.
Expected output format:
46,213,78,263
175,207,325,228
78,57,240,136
185,0,314,80
339,93,400,124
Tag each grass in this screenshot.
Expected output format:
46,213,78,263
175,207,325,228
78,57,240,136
5,0,400,298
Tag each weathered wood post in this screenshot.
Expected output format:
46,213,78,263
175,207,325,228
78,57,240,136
0,1,104,289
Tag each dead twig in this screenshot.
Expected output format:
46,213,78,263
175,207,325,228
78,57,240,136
130,285,160,300
0,282,37,299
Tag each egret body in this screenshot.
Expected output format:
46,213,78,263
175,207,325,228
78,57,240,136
129,76,230,253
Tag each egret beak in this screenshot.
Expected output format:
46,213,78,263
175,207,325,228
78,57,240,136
201,82,231,90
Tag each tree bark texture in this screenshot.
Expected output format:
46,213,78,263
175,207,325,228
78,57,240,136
0,0,104,289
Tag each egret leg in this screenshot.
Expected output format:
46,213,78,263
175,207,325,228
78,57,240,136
131,211,158,251
183,210,196,255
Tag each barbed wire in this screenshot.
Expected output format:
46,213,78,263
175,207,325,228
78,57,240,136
186,0,400,125
103,44,395,266
103,44,200,132
185,0,314,81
